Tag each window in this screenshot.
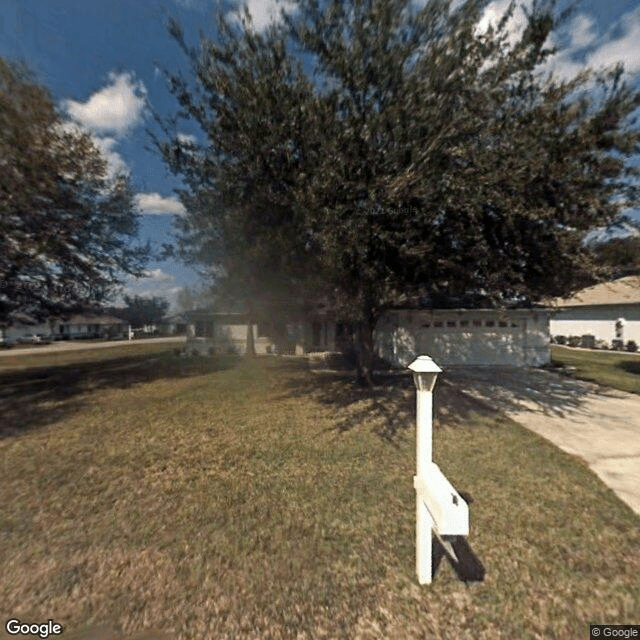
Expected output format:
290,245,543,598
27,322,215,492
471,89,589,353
498,321,507,327
446,320,456,328
485,320,495,327
258,322,272,338
422,322,431,328
473,320,482,327
460,320,469,327
434,321,444,328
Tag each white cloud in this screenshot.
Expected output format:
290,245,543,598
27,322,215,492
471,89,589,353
177,133,197,145
91,135,129,179
63,72,147,136
476,0,530,48
545,7,640,81
228,0,296,31
119,269,182,308
569,14,597,50
135,192,186,216
138,268,176,284
586,8,640,75
56,121,129,179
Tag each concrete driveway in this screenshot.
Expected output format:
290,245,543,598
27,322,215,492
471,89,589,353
442,367,640,517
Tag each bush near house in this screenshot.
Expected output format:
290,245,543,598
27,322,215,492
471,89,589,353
626,340,638,352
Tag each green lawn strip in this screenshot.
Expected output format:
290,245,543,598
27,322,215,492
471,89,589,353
1,356,638,639
551,345,640,394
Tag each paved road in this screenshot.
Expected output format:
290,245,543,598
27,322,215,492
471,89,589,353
444,367,640,517
0,336,186,357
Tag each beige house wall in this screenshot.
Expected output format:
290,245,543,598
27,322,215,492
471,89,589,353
375,309,550,367
550,304,640,345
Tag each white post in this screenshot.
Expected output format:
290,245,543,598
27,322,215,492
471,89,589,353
409,355,442,585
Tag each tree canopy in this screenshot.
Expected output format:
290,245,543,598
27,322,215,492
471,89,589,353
118,295,170,329
155,0,640,383
0,58,148,326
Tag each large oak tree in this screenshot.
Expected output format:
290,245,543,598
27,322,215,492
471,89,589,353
156,0,640,383
0,58,147,331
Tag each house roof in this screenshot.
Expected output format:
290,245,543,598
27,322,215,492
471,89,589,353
63,314,126,325
551,276,640,307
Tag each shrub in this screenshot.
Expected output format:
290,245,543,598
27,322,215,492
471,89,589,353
626,340,638,352
554,335,567,345
580,334,595,349
612,339,624,350
567,336,581,347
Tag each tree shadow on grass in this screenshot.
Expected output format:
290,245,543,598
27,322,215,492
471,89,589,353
280,360,615,441
280,367,500,442
0,352,239,439
617,359,640,375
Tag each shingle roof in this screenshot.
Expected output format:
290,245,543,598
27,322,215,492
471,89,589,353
552,276,640,307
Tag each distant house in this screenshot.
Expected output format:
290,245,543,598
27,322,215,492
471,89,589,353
56,313,129,340
2,311,129,343
376,308,551,367
3,314,51,344
550,276,640,347
158,313,189,337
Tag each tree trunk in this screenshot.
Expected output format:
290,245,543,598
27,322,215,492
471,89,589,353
355,315,375,386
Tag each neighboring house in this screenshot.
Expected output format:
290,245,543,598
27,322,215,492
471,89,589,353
56,314,129,340
185,309,337,356
158,314,189,337
3,313,52,344
376,308,551,367
3,312,129,343
549,276,640,346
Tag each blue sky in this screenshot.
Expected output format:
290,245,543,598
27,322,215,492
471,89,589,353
1,0,639,309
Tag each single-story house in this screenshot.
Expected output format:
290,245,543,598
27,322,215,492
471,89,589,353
158,314,190,337
375,308,551,367
2,312,130,344
2,313,51,344
549,276,640,347
56,314,130,340
185,310,338,356
185,306,550,367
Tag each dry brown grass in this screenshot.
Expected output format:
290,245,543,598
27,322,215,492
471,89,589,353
1,347,638,639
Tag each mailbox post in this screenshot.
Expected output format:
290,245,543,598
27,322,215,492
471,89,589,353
409,355,469,585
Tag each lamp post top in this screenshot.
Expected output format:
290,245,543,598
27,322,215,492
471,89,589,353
408,355,442,374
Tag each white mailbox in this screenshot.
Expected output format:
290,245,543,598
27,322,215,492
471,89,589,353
414,464,469,536
409,355,469,584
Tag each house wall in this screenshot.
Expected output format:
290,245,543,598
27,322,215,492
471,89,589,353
550,304,640,345
375,309,550,367
214,323,274,355
187,317,337,355
5,322,51,343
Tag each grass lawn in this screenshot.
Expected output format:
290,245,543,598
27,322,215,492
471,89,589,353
1,346,639,639
551,345,640,394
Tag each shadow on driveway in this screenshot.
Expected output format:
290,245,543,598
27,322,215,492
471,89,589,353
442,366,620,418
280,364,617,441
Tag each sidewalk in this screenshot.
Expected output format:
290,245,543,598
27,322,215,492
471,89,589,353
0,336,186,357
